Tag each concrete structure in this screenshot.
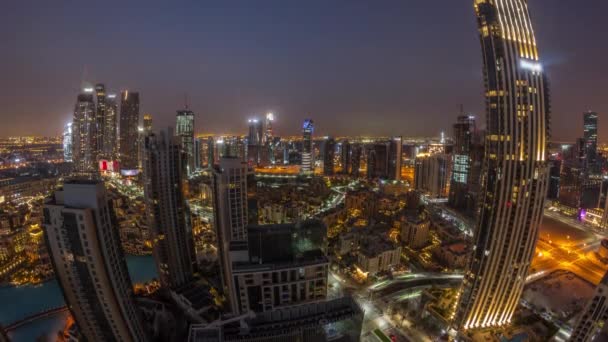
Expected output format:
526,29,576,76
233,220,328,313
43,180,147,342
454,0,550,330
571,271,608,342
188,296,363,342
143,128,195,288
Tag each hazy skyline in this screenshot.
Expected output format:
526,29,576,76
0,0,606,141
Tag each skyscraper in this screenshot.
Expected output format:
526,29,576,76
72,90,97,173
448,115,476,210
43,179,148,342
583,111,599,173
366,143,389,179
105,93,118,159
264,112,274,144
212,157,249,313
454,0,549,330
340,140,351,174
323,137,335,176
350,144,362,178
119,90,140,171
63,122,73,162
143,128,195,288
301,119,314,174
388,136,403,180
95,84,107,159
143,113,153,133
176,110,195,175
247,118,262,146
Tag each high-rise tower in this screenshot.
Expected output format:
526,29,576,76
454,0,549,330
323,137,335,176
72,90,97,173
449,115,476,210
95,84,107,159
143,128,195,288
176,110,195,175
583,111,599,173
119,90,140,171
571,270,608,342
105,93,118,159
212,157,249,313
301,119,314,174
43,180,148,342
63,122,73,162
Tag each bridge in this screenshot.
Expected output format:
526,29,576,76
5,306,69,332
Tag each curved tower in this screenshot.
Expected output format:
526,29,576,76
454,0,549,330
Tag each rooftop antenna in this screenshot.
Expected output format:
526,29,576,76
459,103,464,115
184,93,190,110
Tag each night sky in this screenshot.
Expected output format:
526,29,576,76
0,1,605,141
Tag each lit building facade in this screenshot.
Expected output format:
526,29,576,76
143,128,195,288
414,153,451,198
72,91,97,172
63,122,73,162
454,0,550,330
449,115,476,210
119,90,140,171
301,119,314,173
176,110,195,175
43,180,147,342
105,93,118,159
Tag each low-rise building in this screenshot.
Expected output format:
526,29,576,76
357,236,401,275
434,241,470,269
400,211,430,250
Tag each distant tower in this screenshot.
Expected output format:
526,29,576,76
119,90,140,171
43,180,148,342
105,93,118,159
176,110,195,175
454,0,550,330
323,137,335,176
583,111,599,173
95,84,107,159
301,119,314,173
143,128,195,288
340,140,351,174
265,112,274,144
143,113,153,133
72,89,97,172
212,157,249,314
63,122,73,162
448,115,476,210
389,136,403,181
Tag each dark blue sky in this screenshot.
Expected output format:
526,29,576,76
0,0,606,141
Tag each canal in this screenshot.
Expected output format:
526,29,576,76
0,255,157,341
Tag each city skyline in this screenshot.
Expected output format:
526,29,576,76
0,1,606,140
